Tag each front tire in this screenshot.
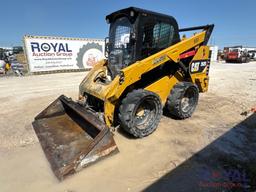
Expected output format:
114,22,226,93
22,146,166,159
118,89,162,138
166,82,199,119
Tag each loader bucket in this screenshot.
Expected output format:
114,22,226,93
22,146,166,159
32,95,118,180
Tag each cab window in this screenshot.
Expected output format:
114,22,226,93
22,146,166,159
141,21,175,57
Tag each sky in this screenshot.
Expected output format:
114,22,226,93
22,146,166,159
1,0,256,48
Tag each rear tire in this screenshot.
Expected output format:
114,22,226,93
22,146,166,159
118,89,162,138
166,82,199,119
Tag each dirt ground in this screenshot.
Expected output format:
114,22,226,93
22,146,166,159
0,61,255,192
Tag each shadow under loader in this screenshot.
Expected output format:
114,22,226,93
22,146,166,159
144,113,256,192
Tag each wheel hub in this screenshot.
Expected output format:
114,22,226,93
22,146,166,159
134,100,157,129
136,107,145,117
181,88,196,113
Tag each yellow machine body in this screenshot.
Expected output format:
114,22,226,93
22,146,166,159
79,31,211,127
33,7,214,180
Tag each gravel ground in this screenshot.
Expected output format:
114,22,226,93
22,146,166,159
0,61,255,192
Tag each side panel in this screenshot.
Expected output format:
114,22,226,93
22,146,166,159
189,46,211,92
144,72,183,105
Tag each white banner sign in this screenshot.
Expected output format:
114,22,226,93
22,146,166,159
24,35,105,72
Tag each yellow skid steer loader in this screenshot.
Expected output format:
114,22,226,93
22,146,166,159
33,7,214,180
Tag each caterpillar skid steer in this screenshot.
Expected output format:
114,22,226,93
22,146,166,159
33,7,214,180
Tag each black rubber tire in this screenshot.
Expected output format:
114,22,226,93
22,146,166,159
118,89,162,138
166,82,199,119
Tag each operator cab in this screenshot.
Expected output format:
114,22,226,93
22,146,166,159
106,7,180,78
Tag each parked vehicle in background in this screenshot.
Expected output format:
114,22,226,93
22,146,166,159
225,47,250,63
5,50,13,56
0,48,4,59
0,60,5,74
248,50,256,60
12,46,23,54
9,56,24,76
0,49,24,76
0,49,6,74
